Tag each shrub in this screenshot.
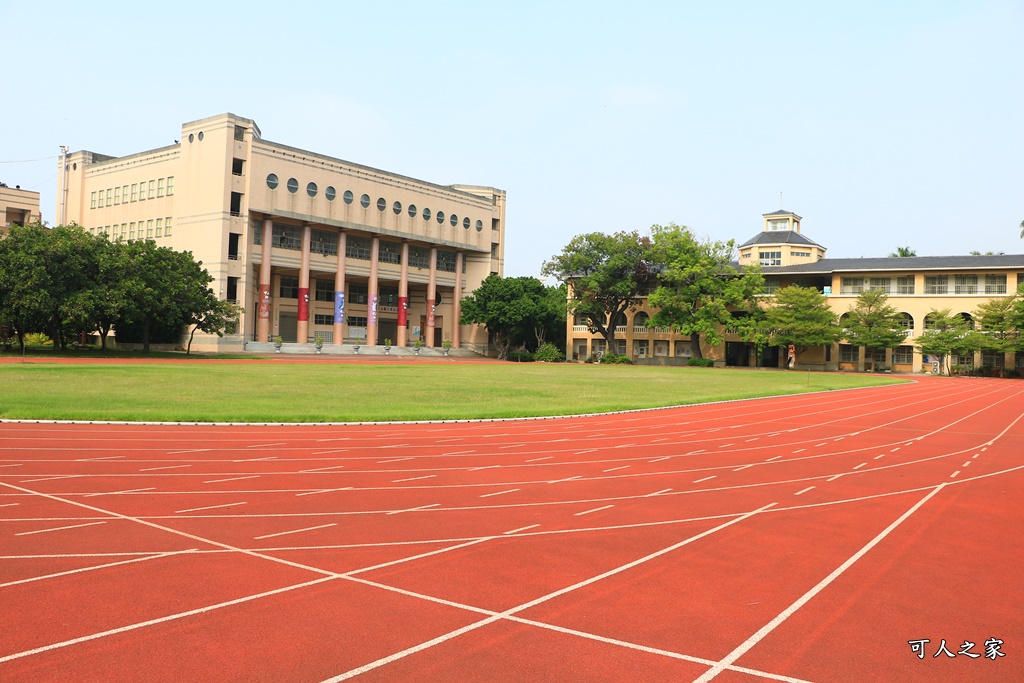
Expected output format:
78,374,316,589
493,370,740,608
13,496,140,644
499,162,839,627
534,343,563,363
507,350,536,362
24,332,53,346
687,357,714,367
600,353,633,365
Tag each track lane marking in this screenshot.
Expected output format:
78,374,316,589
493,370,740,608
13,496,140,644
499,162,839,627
16,521,106,536
391,475,436,483
574,505,613,516
479,489,519,498
83,487,155,498
693,476,717,483
254,523,336,540
139,465,191,472
386,503,440,515
0,550,195,589
204,476,260,484
176,503,247,514
503,525,540,535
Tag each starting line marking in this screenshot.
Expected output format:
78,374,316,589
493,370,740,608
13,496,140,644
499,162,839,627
254,523,336,540
503,525,540,535
574,505,613,516
176,502,247,514
16,521,106,536
480,489,519,498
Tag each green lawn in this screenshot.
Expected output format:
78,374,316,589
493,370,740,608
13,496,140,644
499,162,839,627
0,362,906,423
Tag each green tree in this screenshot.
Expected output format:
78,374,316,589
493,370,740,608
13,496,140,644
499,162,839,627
915,309,972,376
889,246,917,257
459,275,554,359
764,285,841,366
842,289,908,369
972,295,1020,374
185,295,242,355
647,223,764,359
542,231,653,350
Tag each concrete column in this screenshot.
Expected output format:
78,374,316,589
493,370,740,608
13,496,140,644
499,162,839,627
256,218,273,342
296,224,311,344
857,346,866,372
333,231,347,344
367,237,380,346
426,246,437,347
397,242,409,347
452,251,463,348
884,348,894,371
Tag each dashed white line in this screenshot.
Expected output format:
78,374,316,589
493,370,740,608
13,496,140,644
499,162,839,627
176,502,247,514
646,488,672,497
972,454,980,459
167,449,208,455
693,476,717,484
503,525,540,535
0,464,24,468
549,476,582,484
83,487,155,498
499,444,526,449
442,450,476,456
20,475,82,483
792,449,805,454
378,457,413,464
386,503,440,516
0,503,19,508
312,450,349,455
295,487,352,497
962,461,971,468
254,523,335,540
765,456,783,462
815,443,829,448
950,471,960,479
745,438,759,442
575,449,597,455
139,465,191,472
826,474,844,482
891,447,901,452
852,463,866,470
794,487,815,496
235,456,276,462
574,505,614,516
468,465,499,471
81,456,125,461
603,466,630,473
392,475,436,483
526,456,552,463
300,465,347,473
16,521,106,536
203,475,260,484
733,464,754,472
649,456,670,463
479,489,519,498
247,443,285,448
719,443,734,448
874,454,886,460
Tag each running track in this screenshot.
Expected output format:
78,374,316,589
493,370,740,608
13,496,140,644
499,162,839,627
1,377,1021,681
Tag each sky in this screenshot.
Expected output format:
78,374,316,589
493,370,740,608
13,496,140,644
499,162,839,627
2,1,1022,276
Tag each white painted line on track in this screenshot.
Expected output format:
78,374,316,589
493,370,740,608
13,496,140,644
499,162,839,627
651,438,669,443
295,487,352,497
688,449,705,455
603,466,630,472
649,456,670,463
247,443,285,448
733,465,754,472
20,475,82,483
647,488,672,497
0,550,194,589
81,456,124,461
852,463,866,470
479,489,519,498
874,454,885,460
891,447,900,452
693,476,717,483
0,464,24,468
575,504,614,516
316,438,350,442
693,487,945,682
176,502,247,514
826,474,843,482
503,525,539,535
392,475,436,483
16,521,106,536
254,523,336,540
526,456,553,462
575,449,597,455
167,449,208,455
950,471,960,479
972,454,980,459
794,487,815,496
468,465,498,471
500,443,526,449
745,438,759,442
139,465,191,472
442,450,475,456
0,503,19,507
792,449,805,454
204,476,261,484
312,450,349,455
84,487,155,498
379,444,411,449
765,456,783,462
548,475,582,484
300,465,347,473
379,457,413,464
236,456,276,462
962,461,971,468
815,443,828,447
436,438,464,442
386,503,440,515
719,444,734,448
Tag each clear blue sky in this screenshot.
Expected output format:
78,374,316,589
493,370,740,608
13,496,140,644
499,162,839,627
3,1,1022,275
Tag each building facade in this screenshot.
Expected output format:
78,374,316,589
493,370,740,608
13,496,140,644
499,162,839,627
567,210,1024,372
59,113,506,352
1,184,41,233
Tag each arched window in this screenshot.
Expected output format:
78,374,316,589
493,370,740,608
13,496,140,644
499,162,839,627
898,312,914,331
633,311,650,332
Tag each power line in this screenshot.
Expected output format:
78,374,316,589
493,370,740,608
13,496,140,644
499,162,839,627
0,156,59,164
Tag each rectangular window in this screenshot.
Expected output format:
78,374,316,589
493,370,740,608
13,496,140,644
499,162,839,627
129,222,135,239
131,184,137,202
840,344,858,363
763,277,781,294
985,274,1007,294
228,233,241,260
271,223,302,250
924,275,948,294
234,125,245,141
437,250,457,272
409,247,430,269
348,283,368,305
345,236,371,260
230,192,243,216
122,185,129,202
759,251,782,266
315,279,334,302
791,250,811,258
148,180,155,199
146,219,154,238
279,276,299,299
114,186,120,205
954,274,978,294
226,276,238,302
138,181,146,201
232,158,244,176
379,241,402,265
841,277,864,295
954,353,974,367
868,277,891,293
90,191,97,209
314,313,334,326
164,217,172,236
311,229,337,256
155,218,163,237
896,276,915,294
346,316,368,327
121,223,127,238
894,345,914,364
166,176,174,195
982,350,1005,368
105,188,112,206
157,178,165,197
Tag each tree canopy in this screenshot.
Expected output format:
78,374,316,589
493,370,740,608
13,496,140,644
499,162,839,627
842,289,908,362
915,309,973,375
889,246,917,257
764,285,842,363
459,275,565,360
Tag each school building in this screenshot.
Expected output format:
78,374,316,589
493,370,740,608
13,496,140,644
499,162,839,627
568,210,1024,372
1,183,41,234
58,113,506,352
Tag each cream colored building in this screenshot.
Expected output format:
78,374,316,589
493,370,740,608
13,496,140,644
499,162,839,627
567,210,1024,373
1,184,41,233
59,113,506,352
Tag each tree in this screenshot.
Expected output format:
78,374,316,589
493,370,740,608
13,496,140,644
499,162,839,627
459,275,556,360
915,309,972,376
889,246,917,257
1019,219,1024,239
542,231,654,350
185,295,242,355
764,286,841,366
842,289,908,368
969,250,1005,256
647,223,764,359
972,295,1020,374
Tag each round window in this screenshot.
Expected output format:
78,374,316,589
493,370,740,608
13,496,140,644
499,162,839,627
267,174,279,190
344,190,354,205
393,201,402,215
450,214,458,227
463,217,470,230
376,197,386,212
360,194,370,208
325,186,336,201
436,211,445,224
475,219,483,232
188,133,194,143
422,208,432,221
306,182,318,198
408,204,417,218
287,178,299,193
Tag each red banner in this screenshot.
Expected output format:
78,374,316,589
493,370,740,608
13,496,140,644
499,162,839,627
426,299,435,328
298,288,309,321
258,284,271,319
398,296,408,326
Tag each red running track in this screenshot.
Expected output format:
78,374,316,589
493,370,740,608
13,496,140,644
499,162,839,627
0,376,1021,682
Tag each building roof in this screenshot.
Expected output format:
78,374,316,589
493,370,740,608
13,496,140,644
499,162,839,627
762,209,802,219
763,254,1024,275
739,231,822,248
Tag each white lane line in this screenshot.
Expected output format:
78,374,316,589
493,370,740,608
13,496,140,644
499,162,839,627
687,449,705,455
235,456,277,462
479,489,519,498
651,438,669,443
526,456,553,462
646,488,672,497
815,443,828,447
175,502,247,514
972,454,980,459
20,475,82,483
745,438,759,442
765,456,783,462
300,465,347,473
733,464,754,472
16,521,106,536
852,463,866,470
324,503,777,682
247,443,285,448
950,471,960,479
0,464,24,468
575,449,598,455
500,444,526,449
548,475,582,484
891,447,900,452
83,487,155,498
503,525,540,535
379,444,411,449
962,461,971,468
468,465,499,471
693,476,717,484
603,466,630,473
826,474,844,482
378,457,413,464
649,456,670,463
693,487,945,682
139,465,191,472
167,449,208,455
436,438,464,442
719,443,734,448
312,450,349,455
392,475,436,483
794,487,815,496
295,487,352,497
254,523,336,540
316,438,350,442
574,505,614,516
0,503,20,508
442,450,476,456
386,503,440,516
203,476,260,484
874,454,886,460
81,456,125,461
792,449,806,454
0,550,194,589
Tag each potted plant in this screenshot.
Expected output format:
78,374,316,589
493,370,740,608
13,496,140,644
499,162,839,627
442,339,452,357
414,338,424,355
314,334,324,354
383,338,392,355
353,337,361,354
274,336,283,353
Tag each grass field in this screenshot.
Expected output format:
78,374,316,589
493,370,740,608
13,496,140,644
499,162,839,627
0,361,906,422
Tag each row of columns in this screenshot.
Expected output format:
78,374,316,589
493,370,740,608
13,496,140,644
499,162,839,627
255,218,463,347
